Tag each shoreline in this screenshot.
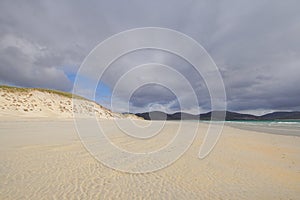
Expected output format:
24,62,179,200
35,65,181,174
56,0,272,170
1,116,299,136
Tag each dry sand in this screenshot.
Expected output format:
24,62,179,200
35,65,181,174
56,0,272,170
0,118,299,199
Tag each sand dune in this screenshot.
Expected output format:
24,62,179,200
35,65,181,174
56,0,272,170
0,119,299,199
0,86,140,120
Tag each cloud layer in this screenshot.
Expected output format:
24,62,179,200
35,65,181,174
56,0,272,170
1,0,299,114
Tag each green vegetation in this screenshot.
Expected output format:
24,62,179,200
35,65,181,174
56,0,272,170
0,85,87,100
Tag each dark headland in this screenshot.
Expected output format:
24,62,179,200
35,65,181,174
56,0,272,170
135,111,300,121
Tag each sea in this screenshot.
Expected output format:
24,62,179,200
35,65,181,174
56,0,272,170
224,120,300,136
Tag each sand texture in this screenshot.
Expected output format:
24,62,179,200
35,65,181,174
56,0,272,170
0,119,299,199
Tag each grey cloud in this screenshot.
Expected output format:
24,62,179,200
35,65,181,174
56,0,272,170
98,49,211,113
0,45,72,91
0,0,299,114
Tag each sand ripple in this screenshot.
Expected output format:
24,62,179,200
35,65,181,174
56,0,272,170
0,120,299,199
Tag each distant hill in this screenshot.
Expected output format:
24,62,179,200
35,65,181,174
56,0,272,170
135,111,300,121
260,111,300,120
135,111,199,120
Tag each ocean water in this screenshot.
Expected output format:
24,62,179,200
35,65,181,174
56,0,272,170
224,120,300,136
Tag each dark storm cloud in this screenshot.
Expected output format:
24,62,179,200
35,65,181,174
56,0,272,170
0,0,299,114
130,85,177,107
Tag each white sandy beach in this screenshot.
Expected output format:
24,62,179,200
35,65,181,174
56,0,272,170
0,118,299,199
2,1,300,199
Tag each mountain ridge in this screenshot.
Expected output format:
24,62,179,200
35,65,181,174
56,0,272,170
135,111,300,121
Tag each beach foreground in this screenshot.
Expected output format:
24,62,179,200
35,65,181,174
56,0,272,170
0,119,299,199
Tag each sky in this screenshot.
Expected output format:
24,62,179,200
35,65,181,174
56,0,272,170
0,0,299,115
